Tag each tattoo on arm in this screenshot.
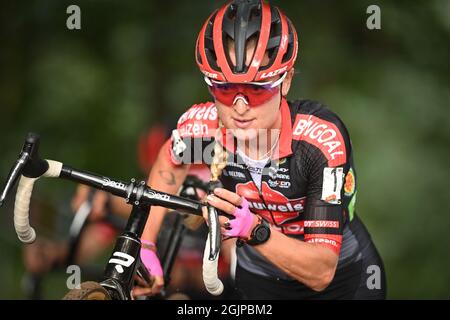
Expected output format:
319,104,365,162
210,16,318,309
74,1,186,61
158,170,176,186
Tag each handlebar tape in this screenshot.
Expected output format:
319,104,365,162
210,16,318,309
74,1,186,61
202,235,224,296
14,160,62,243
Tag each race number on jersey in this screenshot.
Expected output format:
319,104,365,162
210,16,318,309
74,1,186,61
321,167,344,204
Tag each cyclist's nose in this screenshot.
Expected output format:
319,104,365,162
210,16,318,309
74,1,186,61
232,94,250,115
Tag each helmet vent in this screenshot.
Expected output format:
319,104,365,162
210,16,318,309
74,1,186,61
281,20,295,64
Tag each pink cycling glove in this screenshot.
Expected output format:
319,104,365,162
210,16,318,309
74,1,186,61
224,198,255,239
140,240,163,277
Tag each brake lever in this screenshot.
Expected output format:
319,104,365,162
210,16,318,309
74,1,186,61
0,152,29,207
206,180,223,260
0,132,46,207
206,204,221,260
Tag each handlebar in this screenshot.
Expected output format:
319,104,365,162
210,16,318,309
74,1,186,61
0,133,223,296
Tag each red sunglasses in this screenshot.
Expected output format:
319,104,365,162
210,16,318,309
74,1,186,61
205,73,287,107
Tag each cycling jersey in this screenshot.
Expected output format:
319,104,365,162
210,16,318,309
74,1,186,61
165,98,385,298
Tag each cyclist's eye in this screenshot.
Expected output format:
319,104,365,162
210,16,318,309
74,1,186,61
248,85,265,94
217,84,233,92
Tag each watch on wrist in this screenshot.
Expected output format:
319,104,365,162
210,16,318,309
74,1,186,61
246,217,271,246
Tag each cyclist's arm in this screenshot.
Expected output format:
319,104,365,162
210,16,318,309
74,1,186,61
253,223,339,292
141,139,191,243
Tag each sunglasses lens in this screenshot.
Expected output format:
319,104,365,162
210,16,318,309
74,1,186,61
208,82,279,107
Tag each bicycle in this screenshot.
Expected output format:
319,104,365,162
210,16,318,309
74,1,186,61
0,133,225,300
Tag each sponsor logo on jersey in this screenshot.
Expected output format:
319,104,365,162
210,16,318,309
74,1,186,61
268,180,278,188
178,104,218,125
304,234,342,251
236,181,306,228
303,220,340,228
344,168,355,196
178,122,210,137
223,170,246,180
275,173,290,180
268,180,291,189
305,237,338,247
226,162,245,169
292,114,346,166
247,166,263,175
279,181,291,188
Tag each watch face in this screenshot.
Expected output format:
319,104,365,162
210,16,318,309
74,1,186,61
255,225,270,241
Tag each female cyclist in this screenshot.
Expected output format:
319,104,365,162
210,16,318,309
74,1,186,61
134,0,386,299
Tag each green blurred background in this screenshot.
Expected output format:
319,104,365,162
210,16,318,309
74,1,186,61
0,0,449,299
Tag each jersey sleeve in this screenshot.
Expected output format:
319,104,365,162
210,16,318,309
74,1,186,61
293,102,353,255
165,102,218,166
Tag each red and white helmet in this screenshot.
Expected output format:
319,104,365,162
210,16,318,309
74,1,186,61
196,0,298,83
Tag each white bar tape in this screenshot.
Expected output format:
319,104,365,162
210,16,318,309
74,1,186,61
14,160,63,243
202,236,224,296
43,160,63,178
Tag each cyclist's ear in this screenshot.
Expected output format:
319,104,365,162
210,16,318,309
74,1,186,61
281,68,295,97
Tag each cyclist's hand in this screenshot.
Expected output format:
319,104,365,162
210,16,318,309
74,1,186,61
206,188,258,240
71,185,108,221
132,240,164,297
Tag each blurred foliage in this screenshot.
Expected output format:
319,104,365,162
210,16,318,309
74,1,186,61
0,0,449,299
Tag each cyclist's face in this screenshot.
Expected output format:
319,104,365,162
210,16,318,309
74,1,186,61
215,41,294,141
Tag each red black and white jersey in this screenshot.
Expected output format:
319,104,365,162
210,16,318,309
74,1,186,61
165,98,369,281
